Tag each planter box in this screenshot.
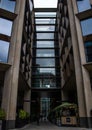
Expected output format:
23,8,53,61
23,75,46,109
0,120,2,130
16,118,29,128
61,116,77,126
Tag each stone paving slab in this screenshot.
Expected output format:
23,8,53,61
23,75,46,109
10,121,92,130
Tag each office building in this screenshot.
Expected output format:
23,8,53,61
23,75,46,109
0,0,92,129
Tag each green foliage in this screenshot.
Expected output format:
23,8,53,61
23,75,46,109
0,108,6,120
19,109,30,120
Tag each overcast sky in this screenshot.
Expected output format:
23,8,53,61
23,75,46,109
34,0,58,8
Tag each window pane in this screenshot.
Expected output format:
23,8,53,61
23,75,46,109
77,0,91,12
36,58,55,67
81,18,92,36
85,41,92,62
35,12,56,17
36,41,54,48
36,26,55,31
36,49,55,57
0,18,13,36
32,68,55,75
0,0,15,12
35,19,56,24
0,40,9,63
39,68,55,75
37,33,54,39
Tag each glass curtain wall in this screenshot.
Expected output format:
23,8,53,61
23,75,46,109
32,11,61,88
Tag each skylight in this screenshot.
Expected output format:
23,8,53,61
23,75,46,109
34,0,58,8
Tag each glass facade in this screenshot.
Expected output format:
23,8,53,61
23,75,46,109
32,7,60,88
0,0,15,12
77,0,91,12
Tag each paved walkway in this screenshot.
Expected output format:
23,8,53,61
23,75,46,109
10,121,92,130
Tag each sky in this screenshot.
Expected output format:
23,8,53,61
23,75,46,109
34,0,58,8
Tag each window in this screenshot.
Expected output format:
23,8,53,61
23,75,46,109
37,33,54,40
36,58,55,67
84,41,92,62
0,0,15,12
77,0,91,12
36,49,55,57
0,40,9,63
36,41,55,48
0,18,13,36
36,26,55,31
35,19,56,24
35,12,56,17
80,18,92,36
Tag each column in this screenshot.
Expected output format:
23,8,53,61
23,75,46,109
1,0,26,129
72,0,92,127
67,0,87,127
24,90,31,115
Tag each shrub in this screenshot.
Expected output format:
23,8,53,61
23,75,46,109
0,108,6,120
19,109,30,120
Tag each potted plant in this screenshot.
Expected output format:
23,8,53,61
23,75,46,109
16,109,30,128
0,108,6,130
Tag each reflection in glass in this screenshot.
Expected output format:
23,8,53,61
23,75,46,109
0,0,15,12
81,18,92,36
36,58,55,67
77,0,91,12
37,33,54,39
36,49,55,57
0,40,9,63
0,18,12,36
36,26,55,31
36,41,54,48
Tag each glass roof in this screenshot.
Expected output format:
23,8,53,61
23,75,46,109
34,0,58,8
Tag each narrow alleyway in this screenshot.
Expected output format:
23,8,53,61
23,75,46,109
10,121,90,130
